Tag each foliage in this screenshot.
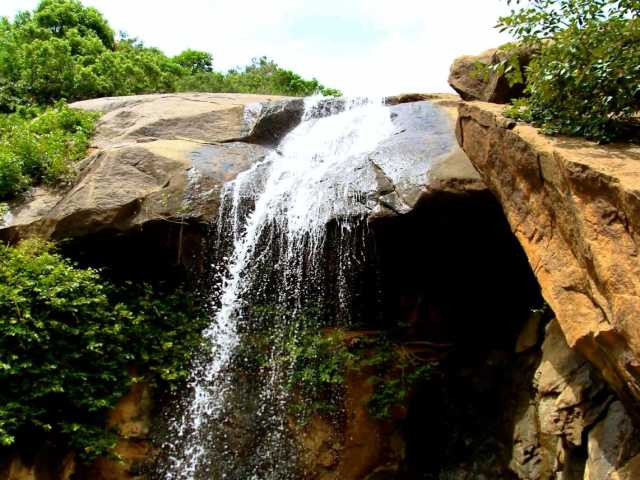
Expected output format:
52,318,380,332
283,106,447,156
0,6,186,109
0,103,98,199
172,49,213,74
281,325,353,416
497,0,640,142
351,335,436,420
0,1,341,110
236,306,351,418
176,56,342,97
242,306,437,423
0,240,207,460
473,42,527,89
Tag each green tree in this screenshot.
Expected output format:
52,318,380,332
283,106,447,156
498,0,640,142
0,1,340,110
0,1,184,108
25,0,115,49
173,49,213,74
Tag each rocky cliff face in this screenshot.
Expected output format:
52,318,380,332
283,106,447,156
3,88,640,480
456,102,640,415
1,93,489,480
456,101,640,479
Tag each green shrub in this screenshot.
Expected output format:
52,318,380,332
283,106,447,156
0,1,340,110
0,103,98,199
498,0,640,142
351,335,436,420
176,56,342,97
0,239,207,460
281,325,353,416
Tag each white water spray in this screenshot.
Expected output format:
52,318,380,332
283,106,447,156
162,97,401,479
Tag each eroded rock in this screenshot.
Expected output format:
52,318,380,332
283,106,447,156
0,93,298,242
456,101,640,420
585,400,640,480
508,319,640,480
448,46,535,103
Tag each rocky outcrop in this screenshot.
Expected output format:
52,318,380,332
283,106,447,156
0,94,481,245
0,93,300,242
509,319,640,480
456,101,640,422
297,366,405,480
448,46,534,103
82,382,155,480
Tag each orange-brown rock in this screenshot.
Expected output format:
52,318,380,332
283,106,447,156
456,101,640,420
82,382,154,480
296,333,407,480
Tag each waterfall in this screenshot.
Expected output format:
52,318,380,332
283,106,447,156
160,97,398,480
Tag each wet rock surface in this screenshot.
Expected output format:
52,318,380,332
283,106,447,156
0,94,482,246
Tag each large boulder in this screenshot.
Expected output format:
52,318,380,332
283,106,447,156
0,93,303,242
368,96,484,219
0,94,483,244
448,46,534,103
456,101,640,421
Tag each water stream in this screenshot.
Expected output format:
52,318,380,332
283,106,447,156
161,97,399,479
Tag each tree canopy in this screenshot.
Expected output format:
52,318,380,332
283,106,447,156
498,0,640,142
0,0,340,112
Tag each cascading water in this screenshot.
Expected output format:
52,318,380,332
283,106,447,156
159,96,443,480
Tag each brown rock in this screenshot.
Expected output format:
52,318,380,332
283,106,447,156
510,319,610,479
295,333,410,480
448,46,534,103
456,101,640,421
515,309,543,353
611,453,640,480
585,401,640,479
0,93,300,242
71,92,298,147
82,382,154,480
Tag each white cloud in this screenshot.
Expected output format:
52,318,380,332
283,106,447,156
0,0,514,95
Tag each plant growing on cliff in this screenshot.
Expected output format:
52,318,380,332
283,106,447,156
233,306,353,420
0,239,207,460
351,335,437,420
498,0,640,142
0,103,98,199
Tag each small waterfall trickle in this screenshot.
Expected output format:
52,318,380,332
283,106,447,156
160,97,396,480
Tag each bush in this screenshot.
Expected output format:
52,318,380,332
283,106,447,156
498,0,640,142
176,56,342,97
238,306,436,423
0,240,207,460
0,1,340,110
0,103,98,199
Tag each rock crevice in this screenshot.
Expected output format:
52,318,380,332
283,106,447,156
456,101,640,423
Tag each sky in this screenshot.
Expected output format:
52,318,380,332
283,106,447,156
0,0,514,96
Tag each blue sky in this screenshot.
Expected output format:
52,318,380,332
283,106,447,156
0,0,513,95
